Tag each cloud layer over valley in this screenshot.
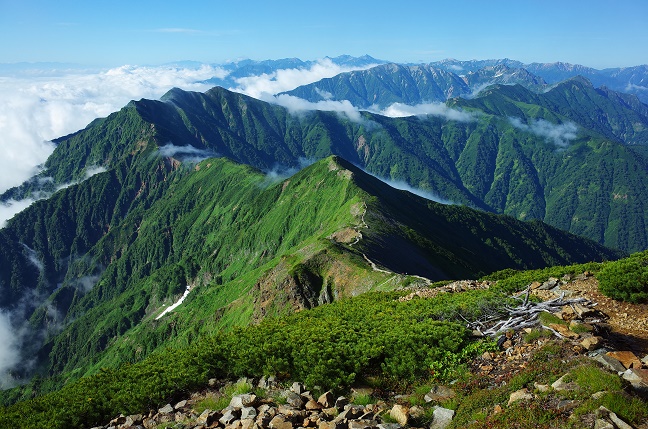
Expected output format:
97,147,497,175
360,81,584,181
0,64,226,195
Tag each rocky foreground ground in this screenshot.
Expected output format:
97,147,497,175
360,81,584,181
93,273,648,429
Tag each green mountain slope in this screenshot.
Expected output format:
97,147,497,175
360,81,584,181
453,77,648,146
0,148,621,403
283,63,472,108
6,84,648,255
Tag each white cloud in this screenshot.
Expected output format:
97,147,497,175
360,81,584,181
157,143,216,162
381,178,456,205
0,65,228,194
231,58,375,99
0,310,22,388
379,102,477,122
83,165,107,179
272,94,364,122
0,198,38,229
509,117,578,147
626,83,648,91
315,88,333,100
259,157,315,187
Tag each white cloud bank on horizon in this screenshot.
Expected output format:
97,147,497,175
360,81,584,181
0,64,227,195
231,58,375,99
230,58,378,123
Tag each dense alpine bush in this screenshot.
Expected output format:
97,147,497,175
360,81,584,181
597,251,648,303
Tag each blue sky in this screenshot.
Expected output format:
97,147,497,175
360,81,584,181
1,0,647,68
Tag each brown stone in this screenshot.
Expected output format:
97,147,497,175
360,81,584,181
508,388,533,406
319,422,344,429
606,351,642,369
423,385,456,403
580,336,602,351
317,391,335,408
389,404,409,425
270,416,294,429
305,400,323,411
549,323,579,339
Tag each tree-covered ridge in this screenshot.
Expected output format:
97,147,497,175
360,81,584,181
6,83,647,253
140,87,648,252
283,63,472,108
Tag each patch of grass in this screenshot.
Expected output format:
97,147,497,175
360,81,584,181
572,364,622,394
380,413,399,424
223,379,254,397
351,393,373,406
522,328,552,344
598,392,648,424
193,395,222,414
538,311,567,327
531,342,565,364
569,323,593,334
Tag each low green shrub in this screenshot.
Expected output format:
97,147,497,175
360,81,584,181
597,251,648,303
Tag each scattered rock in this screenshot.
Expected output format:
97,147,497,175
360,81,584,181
580,336,602,351
549,323,579,339
269,415,294,429
335,396,349,411
551,374,580,392
591,391,608,400
622,368,648,385
196,409,219,426
258,376,278,390
593,353,627,373
596,406,634,429
423,385,456,403
305,399,322,411
291,382,306,395
389,404,409,426
285,392,305,409
508,388,533,406
158,404,174,414
538,278,559,290
556,399,579,412
230,394,258,409
594,419,615,429
241,406,257,419
318,391,335,408
606,351,642,369
429,406,455,429
220,408,240,426
572,303,596,318
408,405,425,419
348,420,376,429
376,424,401,429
